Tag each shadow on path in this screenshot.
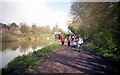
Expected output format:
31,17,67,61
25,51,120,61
33,45,116,74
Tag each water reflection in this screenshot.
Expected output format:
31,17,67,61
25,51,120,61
1,42,20,51
0,40,49,68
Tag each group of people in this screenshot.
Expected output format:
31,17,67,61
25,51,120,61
60,34,83,52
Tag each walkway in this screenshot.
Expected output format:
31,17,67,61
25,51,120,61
32,45,114,73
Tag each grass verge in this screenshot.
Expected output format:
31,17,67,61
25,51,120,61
86,43,120,61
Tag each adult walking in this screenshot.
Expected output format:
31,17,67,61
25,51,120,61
67,35,71,46
72,34,77,48
60,35,65,46
77,35,83,52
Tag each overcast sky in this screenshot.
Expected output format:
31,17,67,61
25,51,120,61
0,0,72,31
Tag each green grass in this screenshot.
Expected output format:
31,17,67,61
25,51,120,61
86,43,120,72
86,43,120,61
2,41,60,73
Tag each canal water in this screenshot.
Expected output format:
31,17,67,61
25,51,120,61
0,40,49,68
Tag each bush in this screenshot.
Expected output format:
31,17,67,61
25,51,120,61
86,31,120,62
88,42,120,61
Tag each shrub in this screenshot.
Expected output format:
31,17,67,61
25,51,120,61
86,30,120,62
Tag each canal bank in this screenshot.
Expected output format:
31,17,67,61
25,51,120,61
1,39,52,68
2,41,60,74
1,33,55,68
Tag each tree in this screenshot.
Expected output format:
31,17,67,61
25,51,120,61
52,25,63,33
10,22,19,27
31,24,39,34
44,25,51,34
70,2,120,36
20,23,30,34
69,2,120,61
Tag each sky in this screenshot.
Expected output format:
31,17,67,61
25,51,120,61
1,0,119,31
0,0,72,31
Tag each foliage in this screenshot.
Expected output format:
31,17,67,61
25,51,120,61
20,23,31,34
0,22,64,41
52,25,64,33
86,31,120,61
69,2,120,62
1,22,57,42
10,22,19,27
31,24,39,34
68,21,80,35
70,2,120,34
87,42,120,61
2,43,59,73
31,24,52,34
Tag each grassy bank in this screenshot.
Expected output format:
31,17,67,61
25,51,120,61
2,41,60,73
86,43,120,61
86,43,120,72
85,31,120,62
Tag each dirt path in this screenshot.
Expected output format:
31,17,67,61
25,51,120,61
32,45,114,73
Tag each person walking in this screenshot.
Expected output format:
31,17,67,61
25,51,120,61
72,34,77,48
60,35,65,46
67,35,71,46
77,35,83,52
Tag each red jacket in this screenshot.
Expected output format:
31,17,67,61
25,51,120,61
61,36,65,42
